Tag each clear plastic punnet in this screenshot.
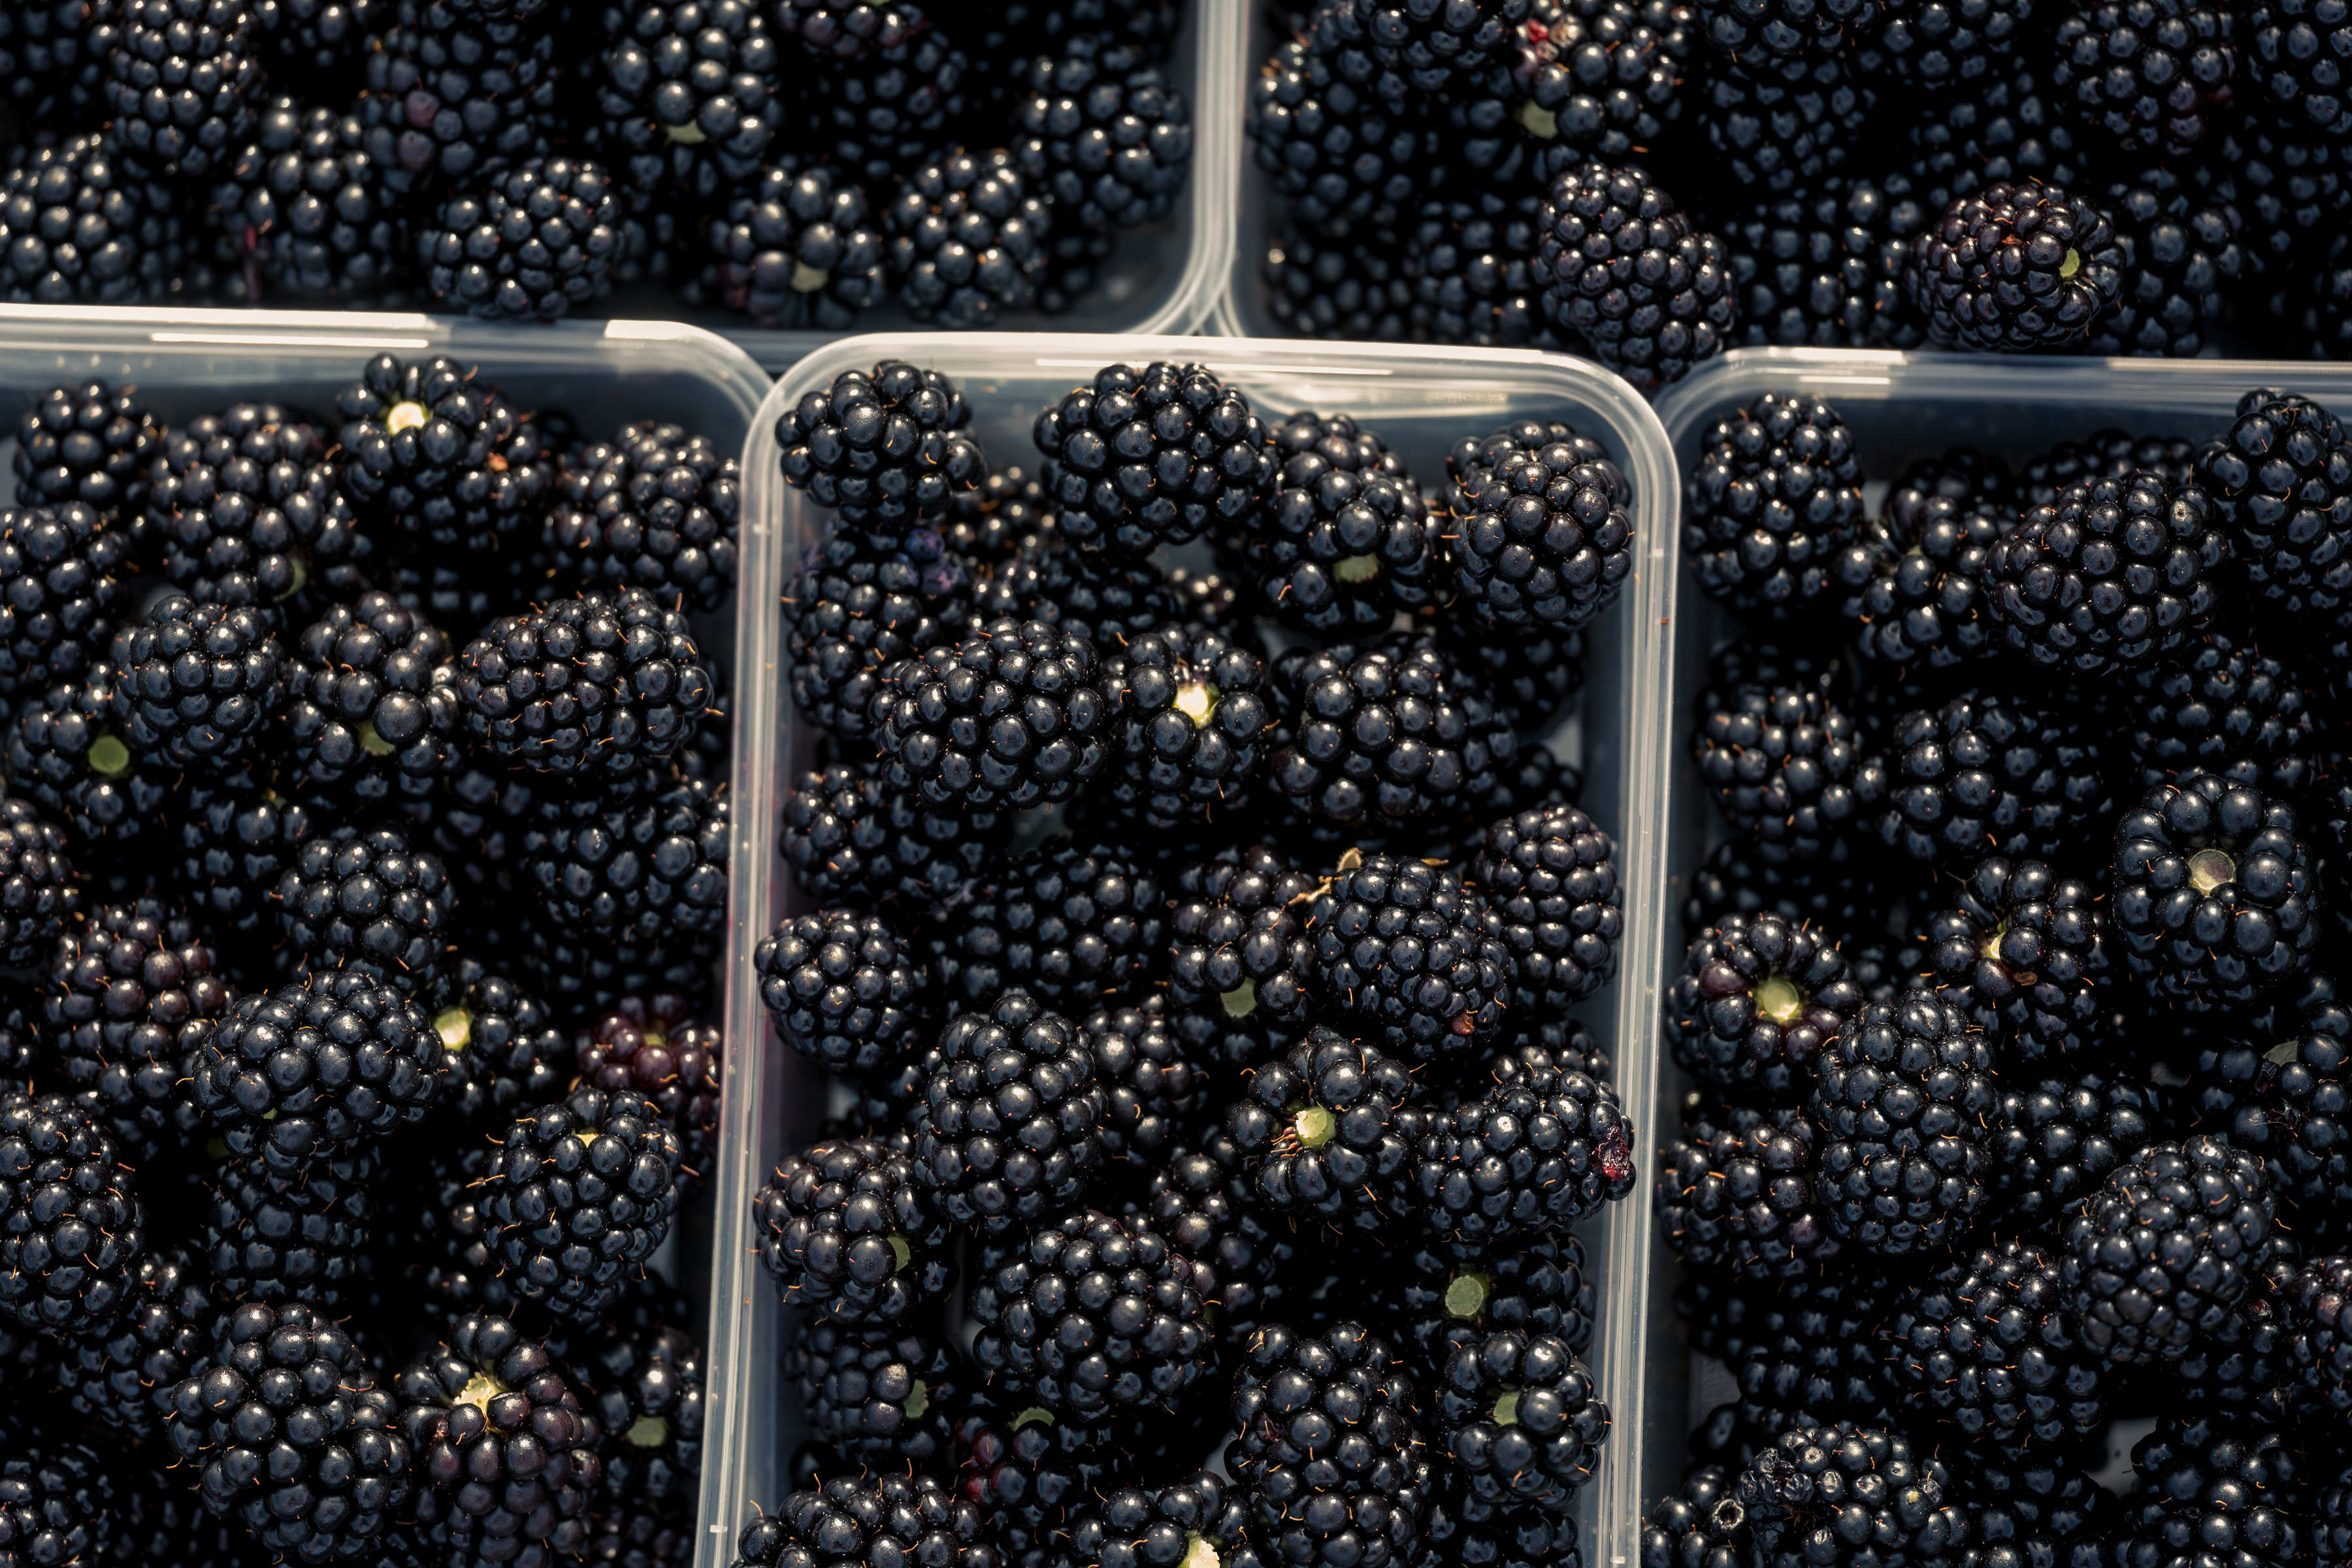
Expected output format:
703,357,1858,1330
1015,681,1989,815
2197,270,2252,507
1207,0,1288,341
1636,346,2352,1522
700,331,1682,1568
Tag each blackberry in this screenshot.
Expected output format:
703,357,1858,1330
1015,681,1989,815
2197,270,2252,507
1393,1233,1596,1369
2050,0,2237,154
1440,612,1585,736
0,134,196,304
2186,124,2342,280
284,592,461,804
189,969,442,1173
1445,418,1634,634
397,1313,600,1567
46,897,231,1158
0,504,129,700
1734,1425,1961,1568
1264,233,1416,340
1305,853,1512,1057
1267,635,1512,826
149,412,372,611
112,590,284,774
756,909,923,1077
1884,1240,2104,1448
932,836,1164,1008
0,0,105,125
274,823,455,998
395,1139,521,1326
1507,0,1691,159
2282,1254,2352,1411
1908,63,2086,207
551,423,740,612
1691,683,1878,864
872,619,1112,812
1320,0,1533,90
1471,803,1621,1009
1869,691,2113,871
253,0,384,77
1012,41,1193,233
0,794,73,968
782,527,971,740
1534,158,1737,388
2022,427,2198,508
777,762,1005,918
1396,193,1555,351
1246,39,1439,235
1682,393,1863,619
2062,1134,2273,1364
1226,1026,1421,1232
1864,0,2031,82
357,0,559,197
2115,1414,2300,1568
457,589,713,779
1698,57,1872,198
1840,465,2003,672
945,465,1051,564
970,542,1181,645
802,7,966,187
518,771,728,947
52,1245,213,1441
1952,1458,2118,1568
2192,975,2350,1238
164,1300,410,1561
0,1092,144,1333
1990,1071,2166,1226
1807,992,1997,1254
1680,1267,1894,1434
434,963,564,1130
1904,181,2125,353
1411,1048,1635,1256
2123,634,2320,797
703,157,885,331
591,0,777,200
1085,997,1205,1160
419,155,624,321
12,379,160,524
951,1395,1124,1565
2088,170,2239,357
523,924,715,1021
1234,411,1442,634
482,1085,681,1323
172,772,325,948
1065,1471,1256,1568
754,1135,949,1326
911,989,1105,1235
572,995,721,1192
1924,857,2106,1064
1669,913,1861,1104
1434,1331,1605,1511
1680,836,1882,939
204,1145,374,1306
2244,0,2352,137
728,1475,992,1568
1094,623,1273,829
2112,774,2318,1011
883,148,1048,327
2193,388,2352,632
572,1316,704,1502
1034,361,1275,559
1984,468,2225,674
1226,1320,1424,1568
333,353,555,554
209,100,406,306
776,361,982,529
787,1318,956,1461
1134,1134,1290,1343
1644,1466,1741,1568
1166,844,1317,1065
103,0,264,180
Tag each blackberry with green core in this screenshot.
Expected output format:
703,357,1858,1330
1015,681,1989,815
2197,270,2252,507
756,907,924,1075
1226,1026,1422,1231
332,352,555,555
704,157,887,331
7,669,149,846
1230,411,1443,635
911,988,1104,1234
591,0,779,200
284,591,461,803
1925,857,2106,1064
1670,912,1861,1104
1904,181,2125,351
755,1135,949,1326
480,1085,681,1324
2193,976,2351,1235
149,406,372,610
572,1315,704,1501
928,836,1165,1007
1682,391,1863,618
2111,772,2318,1011
1097,622,1274,829
1166,843,1317,1066
432,962,564,1129
788,1318,955,1460
1435,1331,1607,1511
1394,1233,1596,1367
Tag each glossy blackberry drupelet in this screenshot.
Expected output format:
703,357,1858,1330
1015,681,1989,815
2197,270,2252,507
204,1145,374,1306
0,134,197,306
1925,857,2106,1064
1412,1048,1635,1257
756,909,922,1075
52,1245,214,1441
457,588,713,779
1534,159,1737,388
1246,37,1440,237
778,762,1004,918
519,771,729,946
782,525,970,741
1094,623,1272,829
1084,997,1206,1160
872,618,1111,812
284,592,461,804
46,897,233,1158
776,361,982,529
274,821,455,996
787,1318,955,1462
591,0,778,200
2062,1134,2274,1365
1870,690,2113,871
1034,360,1274,559
0,1092,144,1333
13,378,161,523
704,157,887,331
1682,393,1863,619
1884,1239,2104,1448
2124,634,2320,797
1166,844,1318,1064
1228,1027,1422,1232
1807,992,1997,1255
1445,418,1633,634
332,353,555,554
420,156,625,321
1984,469,2225,674
1733,1424,1961,1568
728,1473,994,1568
2193,976,2351,1239
1691,683,1876,865
967,1207,1213,1420
1268,634,1512,827
1697,56,1873,199
2050,0,2238,154
0,502,129,700
357,0,560,197
190,969,442,1171
1991,1071,2166,1228
1227,1320,1424,1568
1473,802,1622,1010
575,995,723,1189
208,100,405,307
398,1313,600,1567
2115,1414,2300,1568
1230,411,1440,635
2194,389,2352,632
911,989,1104,1235
1434,1330,1605,1511
165,1300,411,1561
1013,39,1192,233
434,963,564,1129
754,1135,949,1326
551,422,740,611
2088,170,2240,357
105,0,264,180
1304,854,1513,1057
1904,182,2125,351
1669,913,1861,1104
883,149,1049,328
482,1085,681,1323
112,591,284,773
2112,773,2318,1010
1841,468,2002,672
